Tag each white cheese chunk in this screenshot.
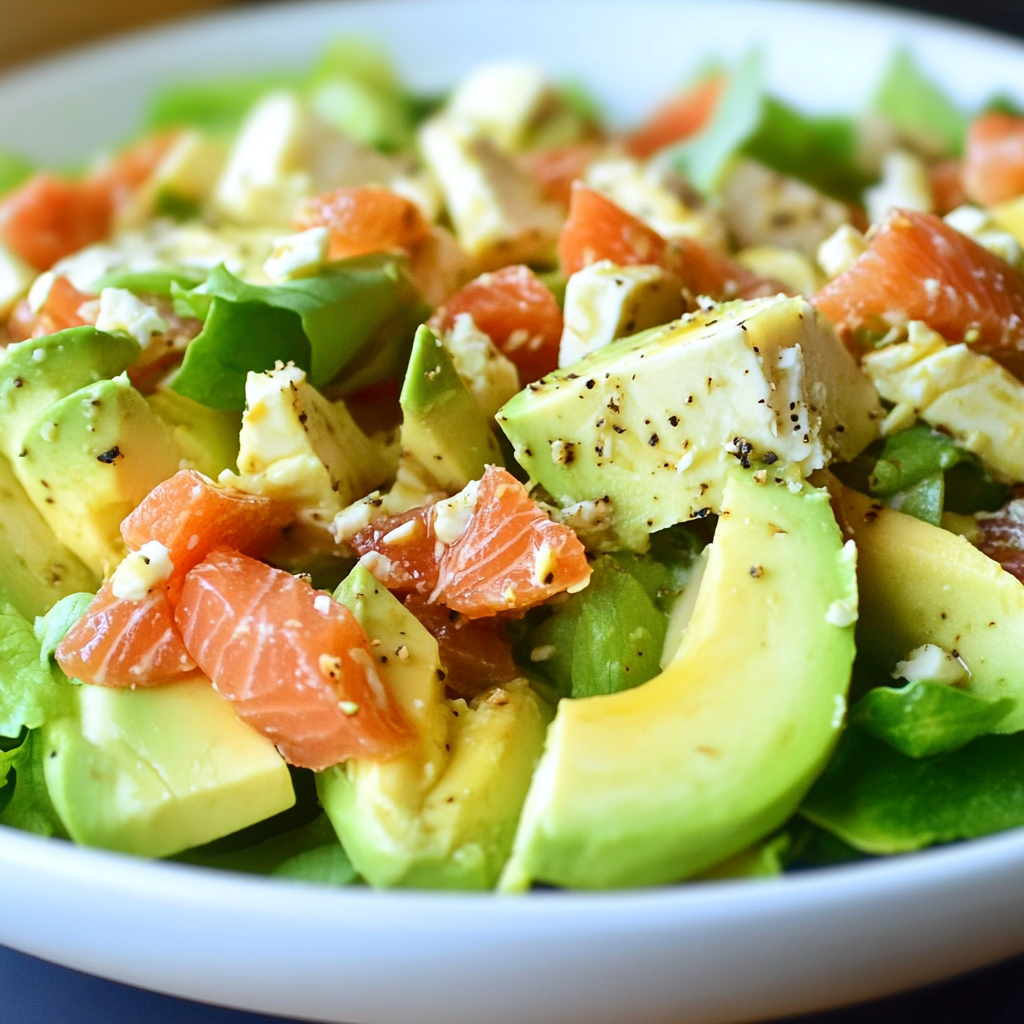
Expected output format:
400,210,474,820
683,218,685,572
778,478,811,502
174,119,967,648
110,540,174,601
736,246,824,298
262,226,330,282
559,260,683,366
584,156,726,247
443,312,520,420
862,321,1024,482
721,158,850,258
944,204,1024,271
447,62,554,153
817,224,868,279
893,643,969,686
418,114,563,268
220,363,392,517
865,148,934,226
95,287,169,345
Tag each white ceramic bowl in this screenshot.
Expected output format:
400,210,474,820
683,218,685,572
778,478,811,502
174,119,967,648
2,3,1024,1023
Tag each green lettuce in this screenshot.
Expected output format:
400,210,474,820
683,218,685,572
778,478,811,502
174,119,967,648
849,680,1015,758
529,556,667,700
801,729,1024,854
172,255,426,410
0,730,66,837
0,151,33,197
873,49,968,157
666,52,869,201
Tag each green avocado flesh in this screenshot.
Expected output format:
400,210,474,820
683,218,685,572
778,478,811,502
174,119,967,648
44,679,295,858
0,327,141,463
496,294,879,550
399,324,503,491
502,467,857,889
319,565,549,889
17,376,181,576
834,481,1024,733
0,454,98,619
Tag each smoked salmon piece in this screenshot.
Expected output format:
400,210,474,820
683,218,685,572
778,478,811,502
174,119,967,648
176,548,412,769
122,469,292,603
350,505,440,596
964,112,1024,208
558,184,788,302
624,76,723,160
55,583,196,687
353,466,591,619
291,186,430,260
429,265,563,383
812,208,1024,374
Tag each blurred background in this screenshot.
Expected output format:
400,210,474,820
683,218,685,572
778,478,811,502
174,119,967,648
0,0,1022,71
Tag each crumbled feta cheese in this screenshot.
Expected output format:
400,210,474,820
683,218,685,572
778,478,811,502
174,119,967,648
95,287,169,346
443,312,520,420
865,148,934,225
433,479,480,545
26,270,56,314
863,321,1024,482
559,260,683,367
944,205,1024,270
721,159,849,258
825,599,858,627
110,541,174,601
262,226,329,282
893,643,969,686
447,62,553,153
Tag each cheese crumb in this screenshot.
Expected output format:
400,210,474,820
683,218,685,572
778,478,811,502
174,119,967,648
262,226,329,282
96,287,169,346
433,479,480,545
110,541,174,601
893,643,969,686
825,599,858,627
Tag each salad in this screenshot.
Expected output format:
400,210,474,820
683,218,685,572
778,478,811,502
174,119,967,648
2,38,1024,892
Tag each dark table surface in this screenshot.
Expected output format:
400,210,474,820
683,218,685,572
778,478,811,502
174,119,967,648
5,0,1024,1021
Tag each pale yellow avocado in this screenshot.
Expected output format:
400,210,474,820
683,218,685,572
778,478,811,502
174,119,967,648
501,468,857,889
44,679,295,859
319,565,550,889
499,293,882,550
831,479,1024,733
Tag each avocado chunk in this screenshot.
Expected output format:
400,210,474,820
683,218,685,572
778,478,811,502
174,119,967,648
501,467,857,889
0,326,140,462
16,375,181,576
146,386,241,478
43,678,295,858
498,294,881,549
831,478,1024,734
400,325,504,492
0,455,98,619
319,565,549,889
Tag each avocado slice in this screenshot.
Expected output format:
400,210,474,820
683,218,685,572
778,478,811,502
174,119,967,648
146,386,242,479
0,326,140,462
0,454,98,619
498,294,881,550
16,375,181,576
319,565,549,889
399,325,504,492
501,467,856,889
43,678,295,858
831,478,1024,734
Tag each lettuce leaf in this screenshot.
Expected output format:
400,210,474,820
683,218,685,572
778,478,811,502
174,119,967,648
0,606,75,738
666,52,868,201
849,680,1015,758
801,729,1024,854
146,74,305,134
0,731,67,837
0,151,32,197
529,556,666,700
172,255,426,410
873,49,968,158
